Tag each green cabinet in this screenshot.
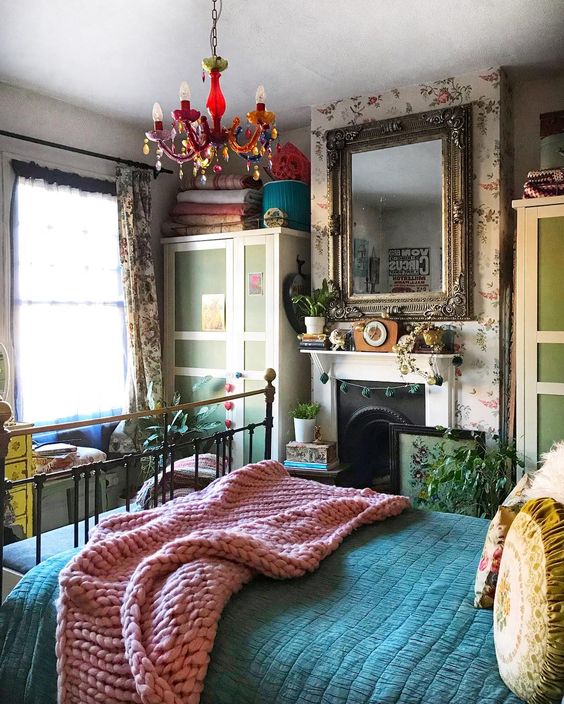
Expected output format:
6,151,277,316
514,196,564,474
163,227,311,464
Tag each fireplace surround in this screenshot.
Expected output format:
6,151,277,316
306,350,458,488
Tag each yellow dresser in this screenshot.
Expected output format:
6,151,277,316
5,427,33,538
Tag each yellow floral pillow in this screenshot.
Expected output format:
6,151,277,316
493,498,564,704
474,474,532,608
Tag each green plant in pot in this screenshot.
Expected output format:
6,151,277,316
417,432,524,519
290,402,321,443
291,279,336,335
138,377,221,480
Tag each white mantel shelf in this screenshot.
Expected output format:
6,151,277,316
300,350,456,359
305,348,458,440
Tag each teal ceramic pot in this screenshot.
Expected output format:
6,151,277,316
262,180,310,231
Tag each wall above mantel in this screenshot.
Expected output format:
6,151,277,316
310,68,513,436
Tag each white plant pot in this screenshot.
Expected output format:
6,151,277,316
294,418,316,443
304,316,325,335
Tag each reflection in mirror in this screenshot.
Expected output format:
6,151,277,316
351,139,443,296
0,343,9,400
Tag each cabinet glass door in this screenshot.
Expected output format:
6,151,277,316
165,240,233,444
231,235,273,465
521,207,564,470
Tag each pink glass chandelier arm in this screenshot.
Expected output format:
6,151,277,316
226,117,263,154
158,141,198,163
145,129,174,143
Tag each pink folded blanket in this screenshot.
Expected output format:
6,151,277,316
56,461,409,704
171,202,259,216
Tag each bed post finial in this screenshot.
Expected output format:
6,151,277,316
263,369,276,460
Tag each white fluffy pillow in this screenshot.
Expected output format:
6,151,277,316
527,441,564,503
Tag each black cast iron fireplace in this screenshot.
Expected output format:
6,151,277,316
337,380,425,489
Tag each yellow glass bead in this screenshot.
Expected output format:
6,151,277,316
222,146,229,158
252,169,261,181
142,143,150,155
252,146,259,156
179,168,183,179
271,127,278,139
182,139,188,147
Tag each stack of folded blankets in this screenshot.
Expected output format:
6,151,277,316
162,173,263,236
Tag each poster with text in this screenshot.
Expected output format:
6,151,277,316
388,247,431,292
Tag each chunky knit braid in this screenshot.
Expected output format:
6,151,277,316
57,461,410,704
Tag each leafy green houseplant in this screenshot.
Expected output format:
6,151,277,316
138,377,221,478
291,279,336,334
417,433,523,519
290,402,321,443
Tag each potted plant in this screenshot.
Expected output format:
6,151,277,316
291,279,336,334
290,402,321,443
417,433,524,519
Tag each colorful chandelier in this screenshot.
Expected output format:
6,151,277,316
143,0,278,183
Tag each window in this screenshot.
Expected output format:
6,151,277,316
11,168,127,424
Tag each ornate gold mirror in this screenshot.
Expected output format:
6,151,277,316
326,104,472,321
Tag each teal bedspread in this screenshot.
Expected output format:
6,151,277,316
0,510,521,703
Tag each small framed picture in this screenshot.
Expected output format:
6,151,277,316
388,424,485,504
202,294,225,332
248,272,263,296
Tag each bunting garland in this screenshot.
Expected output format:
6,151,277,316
319,371,422,398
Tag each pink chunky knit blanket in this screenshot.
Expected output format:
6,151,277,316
56,461,410,704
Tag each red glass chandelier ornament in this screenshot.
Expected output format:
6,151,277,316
144,0,277,182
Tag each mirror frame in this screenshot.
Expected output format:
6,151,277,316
326,104,473,321
0,341,10,401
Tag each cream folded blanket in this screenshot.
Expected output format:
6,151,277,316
56,461,409,704
176,188,262,204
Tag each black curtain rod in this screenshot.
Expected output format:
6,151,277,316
0,129,174,177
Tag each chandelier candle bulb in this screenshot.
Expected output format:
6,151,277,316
179,81,191,105
255,84,266,110
152,102,163,130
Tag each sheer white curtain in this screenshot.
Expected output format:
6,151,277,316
13,177,127,424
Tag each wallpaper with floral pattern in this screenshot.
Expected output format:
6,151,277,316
310,69,511,434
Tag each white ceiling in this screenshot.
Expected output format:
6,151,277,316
0,0,563,132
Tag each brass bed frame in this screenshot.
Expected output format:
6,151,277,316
0,369,276,597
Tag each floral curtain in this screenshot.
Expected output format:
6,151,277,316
116,166,163,412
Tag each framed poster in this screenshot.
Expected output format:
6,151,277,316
248,272,263,296
201,294,225,331
388,424,485,505
388,247,431,293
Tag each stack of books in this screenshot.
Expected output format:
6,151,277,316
284,441,339,471
298,333,330,350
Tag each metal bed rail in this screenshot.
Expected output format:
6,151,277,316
0,369,276,597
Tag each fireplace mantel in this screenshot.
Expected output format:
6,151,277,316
303,350,458,442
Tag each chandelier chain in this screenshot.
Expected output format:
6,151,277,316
210,0,222,57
